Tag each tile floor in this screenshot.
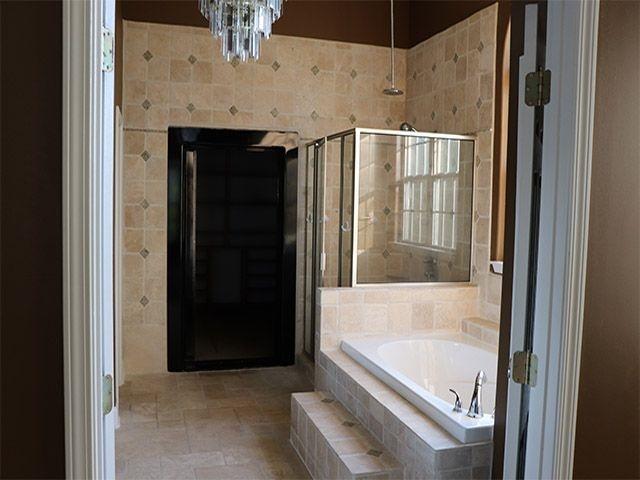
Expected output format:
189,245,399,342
116,367,313,479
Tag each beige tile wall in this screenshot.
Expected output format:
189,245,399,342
121,20,406,374
405,4,502,322
315,285,480,356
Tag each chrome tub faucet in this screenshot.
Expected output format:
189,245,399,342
467,370,487,418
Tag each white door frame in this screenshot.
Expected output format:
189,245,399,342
62,0,115,477
503,1,600,478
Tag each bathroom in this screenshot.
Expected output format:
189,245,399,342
116,1,505,478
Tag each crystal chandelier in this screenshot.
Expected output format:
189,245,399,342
199,0,284,62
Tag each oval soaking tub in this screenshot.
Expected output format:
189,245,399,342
341,333,497,443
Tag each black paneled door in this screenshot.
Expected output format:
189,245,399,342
168,128,297,371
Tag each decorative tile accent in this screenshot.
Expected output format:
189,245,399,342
385,73,392,82
140,248,149,259
384,163,392,172
271,60,281,71
320,398,334,404
230,56,240,68
270,107,279,118
431,111,436,120
478,41,485,52
412,71,417,80
476,97,483,109
140,199,149,209
342,421,355,427
431,63,437,73
475,155,482,168
385,117,393,127
382,249,390,259
310,65,320,76
140,150,151,162
188,54,197,65
453,52,459,63
310,110,319,121
350,69,358,79
452,105,458,115
141,99,151,110
474,210,480,222
349,114,357,124
367,449,383,457
186,103,196,113
142,50,153,62
229,105,238,115
383,206,391,216
139,296,149,307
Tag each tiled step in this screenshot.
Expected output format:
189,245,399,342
290,392,402,480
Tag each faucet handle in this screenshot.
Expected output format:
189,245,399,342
449,389,462,413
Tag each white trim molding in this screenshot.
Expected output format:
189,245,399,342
523,1,600,478
62,0,106,477
552,1,600,478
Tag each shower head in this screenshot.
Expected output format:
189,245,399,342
383,0,404,96
383,87,404,96
400,122,417,131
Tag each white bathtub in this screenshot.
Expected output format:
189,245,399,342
341,333,497,444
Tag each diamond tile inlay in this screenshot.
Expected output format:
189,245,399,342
142,50,153,62
229,105,238,115
186,103,196,113
271,60,281,71
230,56,240,68
385,117,393,127
321,398,334,404
382,249,390,259
270,108,279,118
478,41,485,52
188,54,197,65
342,421,356,427
474,210,480,222
431,111,436,120
476,97,483,109
385,73,392,82
367,449,383,457
310,110,319,121
452,105,458,115
141,99,151,110
140,199,149,210
141,150,151,162
383,206,391,216
310,65,320,75
384,162,392,172
432,63,437,73
475,155,482,168
350,69,358,79
412,71,417,80
140,248,149,259
349,114,357,124
453,53,459,63
140,296,149,307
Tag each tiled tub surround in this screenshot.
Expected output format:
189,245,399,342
315,285,482,356
121,20,406,374
316,349,493,479
341,333,497,443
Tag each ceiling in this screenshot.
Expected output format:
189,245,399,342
120,0,495,49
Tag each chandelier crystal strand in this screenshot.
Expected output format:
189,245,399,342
199,0,283,62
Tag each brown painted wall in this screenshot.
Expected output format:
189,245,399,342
119,0,494,49
573,1,640,479
0,1,66,478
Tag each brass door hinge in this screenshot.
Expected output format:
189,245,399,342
510,350,538,387
525,68,551,107
103,374,114,415
102,27,114,73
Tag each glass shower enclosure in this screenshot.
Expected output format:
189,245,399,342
303,128,476,357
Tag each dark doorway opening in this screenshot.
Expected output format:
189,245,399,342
168,128,298,371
